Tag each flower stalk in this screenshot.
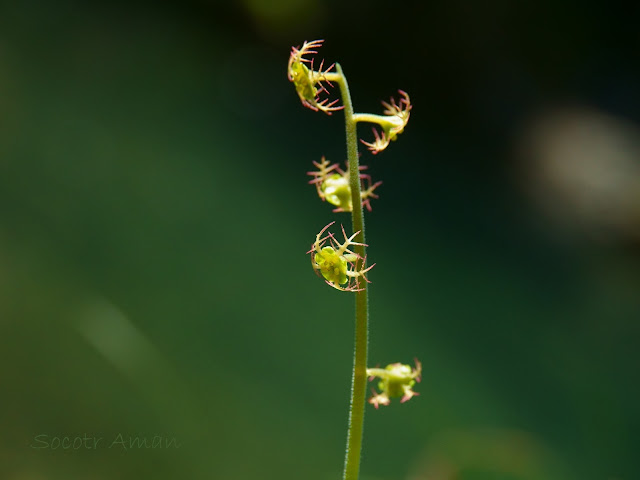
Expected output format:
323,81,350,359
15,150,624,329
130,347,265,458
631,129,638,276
287,39,418,480
332,64,370,480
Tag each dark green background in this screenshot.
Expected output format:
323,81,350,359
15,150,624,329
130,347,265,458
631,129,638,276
1,1,639,479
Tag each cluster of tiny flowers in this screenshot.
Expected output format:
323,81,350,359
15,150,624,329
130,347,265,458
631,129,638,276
366,359,422,408
308,222,374,292
287,40,343,115
307,157,382,212
290,40,421,407
361,90,412,154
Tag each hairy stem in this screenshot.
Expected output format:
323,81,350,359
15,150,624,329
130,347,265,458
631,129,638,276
334,63,369,480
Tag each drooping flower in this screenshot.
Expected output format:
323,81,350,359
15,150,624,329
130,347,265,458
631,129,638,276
287,40,343,115
367,359,422,408
308,222,374,292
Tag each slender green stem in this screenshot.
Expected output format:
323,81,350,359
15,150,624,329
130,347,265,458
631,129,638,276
334,63,369,480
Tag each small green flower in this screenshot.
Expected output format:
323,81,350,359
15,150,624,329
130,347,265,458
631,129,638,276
361,90,412,154
307,157,382,212
309,222,375,292
315,244,348,285
287,40,343,115
367,359,422,408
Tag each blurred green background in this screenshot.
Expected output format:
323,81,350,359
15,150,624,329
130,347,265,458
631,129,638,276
1,1,639,479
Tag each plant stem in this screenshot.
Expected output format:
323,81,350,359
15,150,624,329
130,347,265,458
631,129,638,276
334,63,369,480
